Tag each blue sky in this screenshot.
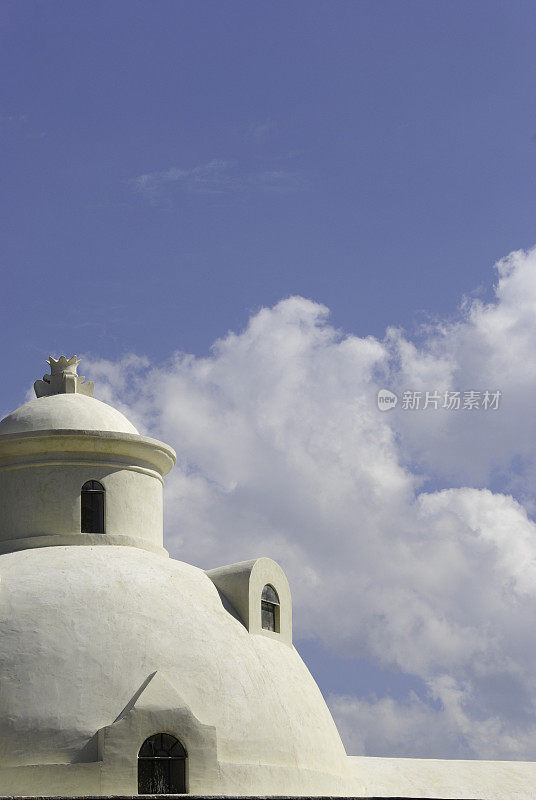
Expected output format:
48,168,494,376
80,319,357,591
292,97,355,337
2,0,535,407
3,1,536,758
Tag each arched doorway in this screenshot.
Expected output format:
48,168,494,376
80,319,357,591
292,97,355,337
138,733,187,794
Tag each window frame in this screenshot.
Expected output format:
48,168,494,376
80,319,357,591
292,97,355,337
81,480,105,534
137,733,188,795
261,583,280,633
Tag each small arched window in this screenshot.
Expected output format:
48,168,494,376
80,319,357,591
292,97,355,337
138,733,187,794
81,480,105,534
261,584,280,632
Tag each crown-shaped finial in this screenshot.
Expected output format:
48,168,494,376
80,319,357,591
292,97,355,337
47,355,81,376
34,355,94,398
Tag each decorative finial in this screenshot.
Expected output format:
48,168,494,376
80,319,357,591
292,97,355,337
47,355,81,376
34,355,94,398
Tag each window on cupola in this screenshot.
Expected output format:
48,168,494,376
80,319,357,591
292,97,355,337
261,584,280,632
81,481,105,534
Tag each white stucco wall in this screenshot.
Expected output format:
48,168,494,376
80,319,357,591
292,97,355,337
0,545,352,796
0,395,175,556
347,755,536,800
0,463,163,549
207,557,293,645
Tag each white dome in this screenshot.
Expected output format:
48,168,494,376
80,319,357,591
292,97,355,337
0,546,349,793
0,393,139,436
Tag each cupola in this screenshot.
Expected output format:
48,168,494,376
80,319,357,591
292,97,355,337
0,356,176,556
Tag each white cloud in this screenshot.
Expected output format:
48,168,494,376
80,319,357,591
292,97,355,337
129,158,304,203
245,120,275,144
329,679,535,760
387,247,536,498
329,692,467,759
85,246,536,759
130,160,233,201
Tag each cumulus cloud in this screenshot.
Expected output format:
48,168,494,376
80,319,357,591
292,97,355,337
330,692,467,759
85,245,536,759
387,247,536,501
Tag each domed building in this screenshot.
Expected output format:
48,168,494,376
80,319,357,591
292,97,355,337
1,357,536,799
0,356,356,796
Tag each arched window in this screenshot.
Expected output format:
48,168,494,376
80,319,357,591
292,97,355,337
138,733,187,794
261,584,280,632
81,480,105,534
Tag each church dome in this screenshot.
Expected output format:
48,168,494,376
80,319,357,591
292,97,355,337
0,393,139,436
0,546,352,795
0,356,354,796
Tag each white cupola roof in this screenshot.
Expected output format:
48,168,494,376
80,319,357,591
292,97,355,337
0,393,139,436
0,354,138,436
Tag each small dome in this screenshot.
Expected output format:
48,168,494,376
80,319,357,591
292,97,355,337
0,394,139,436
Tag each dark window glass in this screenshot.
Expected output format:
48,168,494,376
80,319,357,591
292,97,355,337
138,733,187,794
261,600,276,631
262,584,279,604
81,480,105,534
261,584,280,632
